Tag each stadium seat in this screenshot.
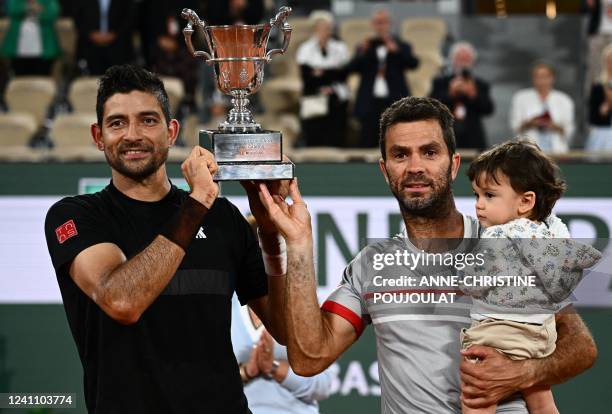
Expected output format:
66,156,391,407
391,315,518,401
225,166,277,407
259,76,301,115
406,50,443,97
5,77,57,127
0,112,45,161
69,76,184,117
160,76,185,117
68,77,99,113
48,113,104,161
401,18,447,55
340,18,374,55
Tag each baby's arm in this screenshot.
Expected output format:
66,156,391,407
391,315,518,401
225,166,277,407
521,239,602,303
460,226,514,298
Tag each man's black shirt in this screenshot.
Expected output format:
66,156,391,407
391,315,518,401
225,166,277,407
44,182,267,413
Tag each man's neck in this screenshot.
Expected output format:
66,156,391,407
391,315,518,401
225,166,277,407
111,166,171,202
402,207,465,240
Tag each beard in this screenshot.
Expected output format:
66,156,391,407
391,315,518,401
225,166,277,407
387,163,453,218
104,141,169,181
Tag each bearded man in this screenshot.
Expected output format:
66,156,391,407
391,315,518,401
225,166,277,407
44,65,287,413
253,96,597,413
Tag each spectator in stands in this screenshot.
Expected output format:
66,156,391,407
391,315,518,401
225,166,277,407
0,0,60,76
150,0,199,113
206,0,265,26
232,295,332,414
58,0,75,17
585,0,612,88
429,41,494,150
587,43,612,151
296,10,349,147
73,0,137,75
510,62,575,154
347,8,419,147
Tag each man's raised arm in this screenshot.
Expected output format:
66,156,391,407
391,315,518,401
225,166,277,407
255,180,358,375
65,147,219,325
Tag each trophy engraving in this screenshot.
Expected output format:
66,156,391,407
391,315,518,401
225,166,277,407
182,7,295,180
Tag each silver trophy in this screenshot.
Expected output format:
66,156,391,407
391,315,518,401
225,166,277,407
182,7,294,180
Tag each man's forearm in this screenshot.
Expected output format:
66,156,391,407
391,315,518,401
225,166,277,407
528,312,597,387
285,240,329,374
95,236,185,324
264,275,287,344
95,195,209,323
257,231,288,343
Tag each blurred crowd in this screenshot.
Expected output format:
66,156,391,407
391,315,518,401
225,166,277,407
0,0,611,157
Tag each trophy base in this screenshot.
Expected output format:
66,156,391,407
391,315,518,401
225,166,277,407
215,161,295,181
199,129,295,181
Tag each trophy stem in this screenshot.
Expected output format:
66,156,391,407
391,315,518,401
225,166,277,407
219,92,261,132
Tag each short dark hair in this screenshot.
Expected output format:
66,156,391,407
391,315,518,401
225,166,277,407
379,97,456,160
96,65,171,126
467,139,566,221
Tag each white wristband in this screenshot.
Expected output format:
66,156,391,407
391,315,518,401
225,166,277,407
259,230,287,277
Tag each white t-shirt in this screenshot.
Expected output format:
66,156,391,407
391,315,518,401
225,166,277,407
510,88,575,154
373,45,389,98
17,17,42,57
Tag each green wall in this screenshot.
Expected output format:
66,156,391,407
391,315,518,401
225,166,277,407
3,161,612,196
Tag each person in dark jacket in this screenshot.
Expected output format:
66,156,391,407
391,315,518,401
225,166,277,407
347,8,419,147
73,0,137,75
430,41,494,150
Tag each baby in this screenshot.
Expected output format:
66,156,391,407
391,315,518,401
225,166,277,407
460,140,601,414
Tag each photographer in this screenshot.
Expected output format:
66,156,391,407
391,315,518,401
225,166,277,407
430,42,494,150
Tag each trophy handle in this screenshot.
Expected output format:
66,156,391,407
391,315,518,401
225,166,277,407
265,6,292,61
181,8,213,62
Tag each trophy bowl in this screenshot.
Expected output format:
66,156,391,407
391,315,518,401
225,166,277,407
181,7,295,181
182,7,292,131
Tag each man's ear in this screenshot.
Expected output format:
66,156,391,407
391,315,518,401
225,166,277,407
518,191,536,216
379,158,389,184
450,153,461,182
91,123,104,151
167,119,180,147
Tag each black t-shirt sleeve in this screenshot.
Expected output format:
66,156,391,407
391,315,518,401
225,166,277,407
225,200,268,305
44,197,114,273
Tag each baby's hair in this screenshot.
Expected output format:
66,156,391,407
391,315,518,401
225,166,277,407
467,139,566,221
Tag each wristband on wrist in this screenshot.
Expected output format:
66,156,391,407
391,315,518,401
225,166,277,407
160,195,208,252
258,229,287,277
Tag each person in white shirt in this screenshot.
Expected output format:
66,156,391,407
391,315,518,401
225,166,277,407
510,62,575,154
296,10,350,147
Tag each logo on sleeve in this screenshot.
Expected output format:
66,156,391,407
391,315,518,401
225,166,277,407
56,220,78,244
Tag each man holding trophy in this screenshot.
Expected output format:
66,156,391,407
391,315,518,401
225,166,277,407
44,6,296,413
